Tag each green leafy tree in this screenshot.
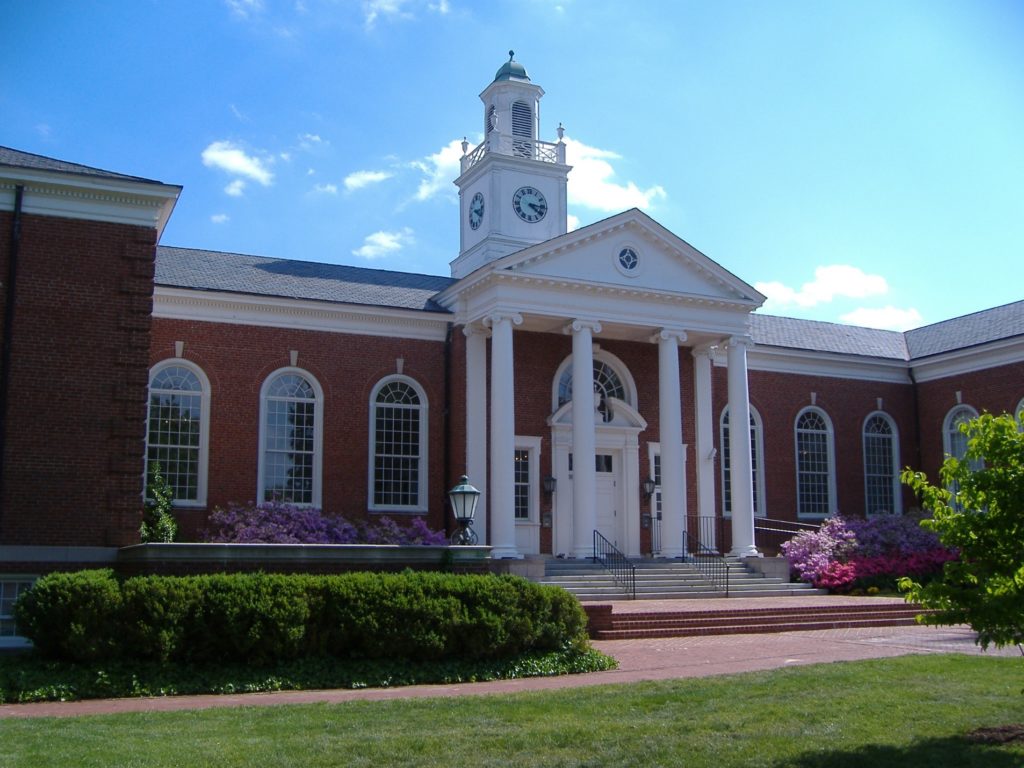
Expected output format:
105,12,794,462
141,462,178,543
900,411,1024,649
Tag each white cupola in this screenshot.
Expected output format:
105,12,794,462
451,51,572,278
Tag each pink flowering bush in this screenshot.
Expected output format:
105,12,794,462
203,501,446,545
781,513,955,592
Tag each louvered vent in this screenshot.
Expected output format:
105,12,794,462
486,105,497,134
511,101,532,137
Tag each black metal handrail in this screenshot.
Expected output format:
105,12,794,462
684,516,729,596
593,530,636,600
753,517,821,557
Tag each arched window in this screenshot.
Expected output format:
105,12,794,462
258,369,322,506
146,360,210,506
943,404,980,467
863,412,900,516
554,349,636,420
795,407,836,518
369,376,428,511
720,405,765,517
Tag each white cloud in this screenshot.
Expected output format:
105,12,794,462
225,179,246,196
840,306,924,332
363,0,449,28
226,0,263,18
755,265,889,310
35,123,52,139
563,136,666,212
313,183,339,194
298,133,327,151
411,139,463,201
352,227,415,259
229,104,249,123
202,141,274,186
344,169,393,191
211,213,230,224
566,214,580,232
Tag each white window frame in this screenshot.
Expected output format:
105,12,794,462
257,367,324,507
862,411,901,516
514,436,542,525
146,359,211,508
794,406,837,519
943,404,979,462
0,576,36,649
719,405,766,518
368,375,428,513
551,348,638,413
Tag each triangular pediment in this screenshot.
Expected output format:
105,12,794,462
492,209,764,307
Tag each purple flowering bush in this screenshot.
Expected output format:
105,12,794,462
203,501,446,545
781,513,954,592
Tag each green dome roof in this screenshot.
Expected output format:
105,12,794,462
493,50,530,82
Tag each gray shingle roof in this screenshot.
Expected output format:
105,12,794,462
0,145,164,184
750,314,909,360
904,299,1024,359
156,246,455,313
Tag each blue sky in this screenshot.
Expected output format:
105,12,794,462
3,1,1022,331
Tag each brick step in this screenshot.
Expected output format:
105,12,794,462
594,616,922,640
609,609,922,631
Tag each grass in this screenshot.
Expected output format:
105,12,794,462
2,655,1023,767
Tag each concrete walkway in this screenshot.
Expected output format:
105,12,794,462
1,597,1016,719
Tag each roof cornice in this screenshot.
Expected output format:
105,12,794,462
154,286,450,342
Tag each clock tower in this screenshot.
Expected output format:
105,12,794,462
452,52,572,278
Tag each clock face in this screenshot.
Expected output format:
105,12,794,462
512,186,548,223
469,192,485,230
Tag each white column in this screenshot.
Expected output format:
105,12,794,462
656,328,688,558
463,324,488,544
692,345,717,548
487,312,522,558
727,335,758,557
568,319,601,559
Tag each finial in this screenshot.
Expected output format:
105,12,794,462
461,137,469,155
509,49,515,61
557,122,565,141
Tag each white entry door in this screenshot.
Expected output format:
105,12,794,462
594,453,619,547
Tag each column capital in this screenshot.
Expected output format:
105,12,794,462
462,321,491,338
727,334,754,349
563,318,602,335
651,327,688,344
691,343,715,359
483,311,523,328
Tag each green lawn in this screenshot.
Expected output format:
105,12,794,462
3,655,1022,767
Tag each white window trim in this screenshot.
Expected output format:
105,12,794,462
942,404,979,459
367,374,429,513
257,367,324,508
719,405,766,518
146,358,211,508
862,411,902,517
794,406,837,520
514,436,542,526
0,575,37,649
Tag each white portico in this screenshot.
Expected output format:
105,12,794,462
437,54,765,560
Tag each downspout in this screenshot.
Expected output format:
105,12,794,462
908,364,923,472
0,185,25,519
442,322,453,537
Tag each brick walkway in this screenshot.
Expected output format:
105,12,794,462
1,597,1016,719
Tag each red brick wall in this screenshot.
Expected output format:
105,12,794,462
0,212,155,546
711,367,917,522
150,318,450,538
915,359,1024,481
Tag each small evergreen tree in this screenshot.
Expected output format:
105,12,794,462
900,412,1024,650
141,462,178,543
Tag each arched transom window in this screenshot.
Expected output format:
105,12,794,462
863,413,900,516
795,408,835,518
370,377,428,511
259,370,322,506
146,361,209,506
558,361,626,408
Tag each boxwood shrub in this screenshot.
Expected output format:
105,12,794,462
15,570,588,666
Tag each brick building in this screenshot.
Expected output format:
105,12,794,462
1,56,1021,638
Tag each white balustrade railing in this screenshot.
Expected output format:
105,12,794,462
460,133,566,172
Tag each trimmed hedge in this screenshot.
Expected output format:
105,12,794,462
15,570,588,666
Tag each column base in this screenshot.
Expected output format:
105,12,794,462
730,544,761,558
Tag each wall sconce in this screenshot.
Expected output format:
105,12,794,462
642,478,656,499
542,475,557,495
640,512,652,529
541,513,553,528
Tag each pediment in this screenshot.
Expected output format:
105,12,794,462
496,210,763,307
